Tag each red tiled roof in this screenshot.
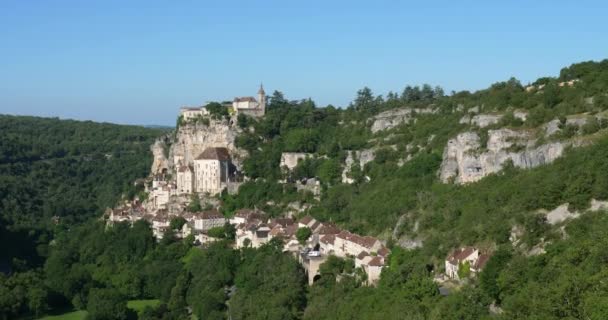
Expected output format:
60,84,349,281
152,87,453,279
368,256,384,267
447,247,477,265
337,231,380,249
317,223,341,235
357,251,370,260
178,165,192,172
195,147,231,161
271,218,295,228
472,253,491,270
320,234,336,245
299,215,314,225
199,210,224,220
377,246,390,258
234,96,257,103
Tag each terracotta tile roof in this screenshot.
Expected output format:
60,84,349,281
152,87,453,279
234,96,257,103
447,247,477,265
283,224,298,238
357,251,370,260
198,210,224,220
317,223,341,235
271,218,295,228
195,147,231,161
320,234,336,245
368,256,384,267
377,246,390,258
337,231,380,249
178,165,192,172
472,253,491,271
299,215,314,225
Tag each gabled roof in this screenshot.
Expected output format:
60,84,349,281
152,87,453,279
299,215,315,225
178,165,193,173
317,222,341,235
472,253,491,271
368,256,385,267
336,230,380,249
446,247,478,265
195,147,231,161
377,246,390,258
234,96,257,103
198,210,224,220
357,251,370,260
320,234,336,245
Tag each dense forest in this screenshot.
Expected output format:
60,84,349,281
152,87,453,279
0,116,166,276
2,59,608,319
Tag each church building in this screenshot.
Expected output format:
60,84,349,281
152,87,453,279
233,84,266,117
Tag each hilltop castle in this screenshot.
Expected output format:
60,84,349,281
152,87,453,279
233,84,266,117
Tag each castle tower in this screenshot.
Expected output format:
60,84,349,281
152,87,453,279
258,83,266,113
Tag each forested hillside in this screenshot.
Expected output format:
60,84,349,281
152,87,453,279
0,115,165,269
2,59,608,320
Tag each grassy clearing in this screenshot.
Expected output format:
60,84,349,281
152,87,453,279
38,310,87,320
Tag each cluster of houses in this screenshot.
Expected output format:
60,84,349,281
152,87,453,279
230,212,391,285
109,202,492,287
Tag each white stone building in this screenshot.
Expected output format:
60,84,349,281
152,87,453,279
193,210,226,232
445,247,491,280
194,147,232,195
233,85,266,117
180,107,209,121
176,164,194,194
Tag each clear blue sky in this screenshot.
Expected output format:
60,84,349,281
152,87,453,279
1,1,607,126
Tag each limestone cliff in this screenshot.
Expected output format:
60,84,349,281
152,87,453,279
439,128,567,184
341,149,376,183
371,107,435,133
150,118,246,175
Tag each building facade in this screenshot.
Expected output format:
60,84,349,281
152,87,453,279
176,164,194,194
194,147,231,195
233,85,266,117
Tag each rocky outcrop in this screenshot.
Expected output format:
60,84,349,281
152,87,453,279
150,138,170,175
459,113,503,128
545,204,580,225
371,107,435,133
342,149,375,183
440,129,566,184
150,118,245,176
280,152,312,170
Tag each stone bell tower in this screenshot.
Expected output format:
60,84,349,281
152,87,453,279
257,83,266,114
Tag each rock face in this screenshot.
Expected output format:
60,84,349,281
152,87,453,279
459,113,503,128
150,119,245,176
545,204,580,225
440,129,566,184
371,107,435,133
342,149,375,183
150,138,170,176
280,152,312,170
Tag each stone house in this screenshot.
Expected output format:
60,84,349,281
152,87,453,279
230,209,265,225
180,107,209,121
193,210,226,232
233,85,266,117
194,147,232,195
235,222,271,249
445,246,491,280
333,230,383,258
